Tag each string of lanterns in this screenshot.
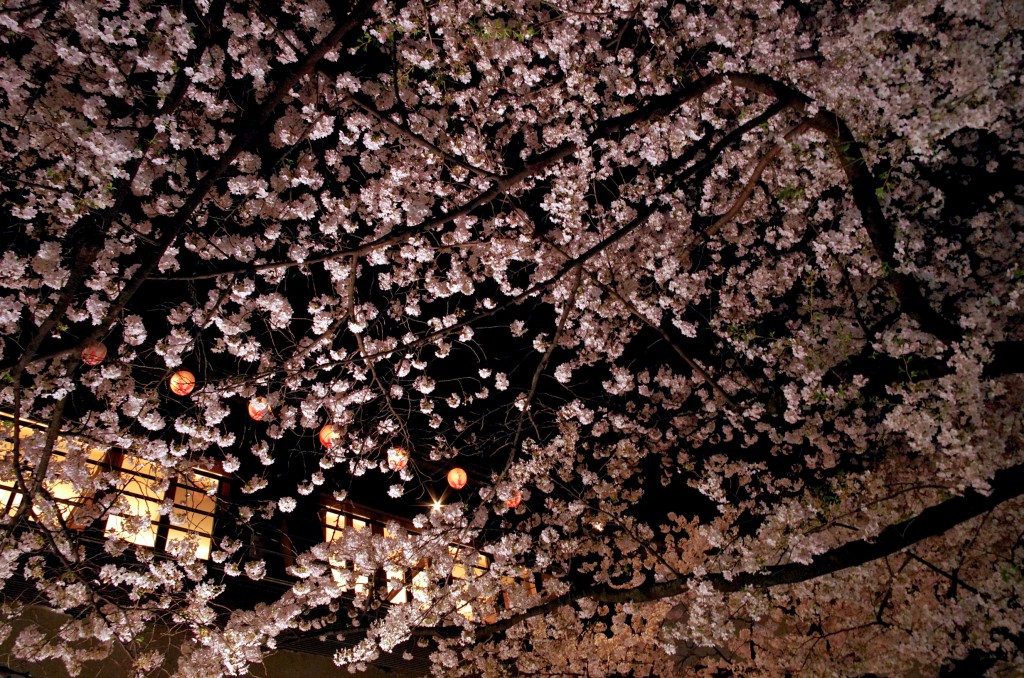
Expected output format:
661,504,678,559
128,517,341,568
80,342,524,508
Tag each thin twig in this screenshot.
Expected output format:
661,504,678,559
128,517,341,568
505,266,582,473
344,93,499,179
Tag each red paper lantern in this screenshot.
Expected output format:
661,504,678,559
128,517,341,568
319,424,340,448
248,397,270,421
169,370,196,396
81,341,107,366
505,490,522,509
387,447,408,471
447,467,467,490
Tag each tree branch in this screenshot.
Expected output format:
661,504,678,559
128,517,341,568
505,266,582,473
725,73,961,343
153,74,729,281
714,462,1024,591
83,0,376,346
420,460,1024,639
342,92,500,179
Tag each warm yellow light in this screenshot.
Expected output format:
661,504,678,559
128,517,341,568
169,370,196,396
432,500,442,511
387,446,409,471
447,467,467,490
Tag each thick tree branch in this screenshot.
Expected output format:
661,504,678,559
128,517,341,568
418,461,1024,639
5,395,68,529
715,463,1024,590
726,73,961,343
154,74,730,281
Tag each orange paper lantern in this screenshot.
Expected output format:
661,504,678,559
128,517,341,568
505,490,522,509
319,424,340,448
447,467,467,490
387,447,408,471
248,397,270,421
169,370,196,396
81,341,107,366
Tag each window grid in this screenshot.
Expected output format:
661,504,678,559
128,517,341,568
322,506,538,621
1,419,221,560
104,456,222,560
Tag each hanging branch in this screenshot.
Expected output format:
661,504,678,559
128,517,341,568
504,265,582,473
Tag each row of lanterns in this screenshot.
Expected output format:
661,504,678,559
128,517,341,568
84,343,266,414
319,429,521,506
172,371,271,422
169,370,274,425
82,342,522,507
319,430,477,492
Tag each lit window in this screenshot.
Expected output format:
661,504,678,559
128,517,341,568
322,507,370,596
410,565,431,607
166,470,220,560
500,566,538,610
104,455,165,548
0,418,107,522
449,546,491,620
0,416,221,559
101,456,221,560
317,504,531,620
383,525,408,604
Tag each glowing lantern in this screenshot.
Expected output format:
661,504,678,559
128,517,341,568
248,397,270,421
387,447,408,471
81,341,107,366
505,490,522,509
447,467,467,490
319,424,340,448
169,370,196,396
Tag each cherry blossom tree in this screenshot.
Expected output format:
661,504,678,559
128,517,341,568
0,0,1022,675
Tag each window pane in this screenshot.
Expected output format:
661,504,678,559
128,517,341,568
47,446,107,521
163,470,219,559
166,527,212,560
323,509,346,540
323,510,370,595
0,487,23,517
0,422,105,522
104,456,165,548
385,565,407,604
